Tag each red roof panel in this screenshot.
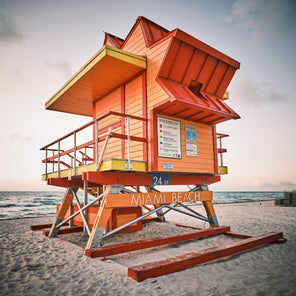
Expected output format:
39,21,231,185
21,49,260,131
139,17,169,47
158,37,238,99
155,78,240,124
102,16,240,124
104,33,124,48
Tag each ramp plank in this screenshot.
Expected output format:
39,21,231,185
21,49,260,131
85,225,230,258
128,232,284,282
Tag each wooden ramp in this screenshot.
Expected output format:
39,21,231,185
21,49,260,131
85,226,230,258
127,231,285,282
31,220,286,282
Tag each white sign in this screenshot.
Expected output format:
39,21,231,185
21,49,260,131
157,116,181,159
185,124,198,157
163,162,173,170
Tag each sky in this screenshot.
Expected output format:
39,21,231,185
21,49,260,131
0,0,295,191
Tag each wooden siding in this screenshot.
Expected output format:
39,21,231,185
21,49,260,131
158,37,237,99
92,22,217,174
156,115,215,174
122,24,172,170
94,89,122,160
124,75,143,160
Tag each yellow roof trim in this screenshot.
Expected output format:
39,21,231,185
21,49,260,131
45,45,146,110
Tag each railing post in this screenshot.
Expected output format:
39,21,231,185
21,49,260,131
84,180,88,232
95,120,98,166
74,132,77,176
45,148,48,180
96,127,112,171
52,150,54,172
126,116,131,170
58,141,61,178
218,136,223,166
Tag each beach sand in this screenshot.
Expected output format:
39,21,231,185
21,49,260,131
0,200,295,295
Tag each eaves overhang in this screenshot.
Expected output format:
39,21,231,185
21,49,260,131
45,45,147,116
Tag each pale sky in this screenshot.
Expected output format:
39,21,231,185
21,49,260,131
0,0,295,191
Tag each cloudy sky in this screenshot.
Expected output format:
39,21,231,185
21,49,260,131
0,0,295,191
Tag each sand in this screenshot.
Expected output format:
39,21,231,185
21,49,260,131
0,200,295,296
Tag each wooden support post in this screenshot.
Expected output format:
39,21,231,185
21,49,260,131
48,187,78,237
203,200,219,227
145,186,165,222
85,185,117,249
128,232,284,282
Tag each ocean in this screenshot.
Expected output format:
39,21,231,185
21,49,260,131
0,191,284,220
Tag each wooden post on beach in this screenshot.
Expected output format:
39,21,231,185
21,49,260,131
48,187,78,237
203,200,219,227
85,185,117,249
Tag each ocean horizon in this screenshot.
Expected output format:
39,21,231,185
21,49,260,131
0,190,284,220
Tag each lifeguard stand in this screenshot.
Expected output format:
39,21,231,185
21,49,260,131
36,17,285,281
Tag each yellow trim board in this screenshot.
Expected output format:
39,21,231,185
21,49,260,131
42,159,146,181
45,45,146,110
218,166,228,174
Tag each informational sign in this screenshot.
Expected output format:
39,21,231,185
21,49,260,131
163,162,173,170
157,116,181,159
185,124,198,157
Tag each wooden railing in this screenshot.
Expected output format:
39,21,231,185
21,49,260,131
216,133,228,169
41,111,147,180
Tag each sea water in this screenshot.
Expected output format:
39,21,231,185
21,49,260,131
0,191,284,220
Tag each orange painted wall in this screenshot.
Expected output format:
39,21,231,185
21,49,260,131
155,115,215,174
92,22,217,174
122,23,172,171
124,75,144,160
93,88,122,160
93,73,146,162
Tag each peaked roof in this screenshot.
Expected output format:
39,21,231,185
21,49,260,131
45,45,146,116
104,32,124,48
104,16,170,49
154,28,241,124
139,16,170,47
46,16,240,123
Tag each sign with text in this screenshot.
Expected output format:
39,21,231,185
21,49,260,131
105,191,213,208
157,116,181,159
185,124,198,157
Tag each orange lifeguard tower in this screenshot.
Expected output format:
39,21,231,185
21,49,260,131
35,17,286,281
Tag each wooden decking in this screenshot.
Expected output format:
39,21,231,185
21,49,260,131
42,158,146,181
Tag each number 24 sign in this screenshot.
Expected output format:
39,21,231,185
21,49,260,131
150,173,171,186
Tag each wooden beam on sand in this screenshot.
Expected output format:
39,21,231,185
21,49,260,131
43,226,83,236
85,226,230,258
128,232,284,282
30,223,58,231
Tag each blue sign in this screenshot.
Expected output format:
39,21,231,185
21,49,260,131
150,173,171,186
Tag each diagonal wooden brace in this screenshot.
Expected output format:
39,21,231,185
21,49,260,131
85,185,121,249
48,187,78,237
